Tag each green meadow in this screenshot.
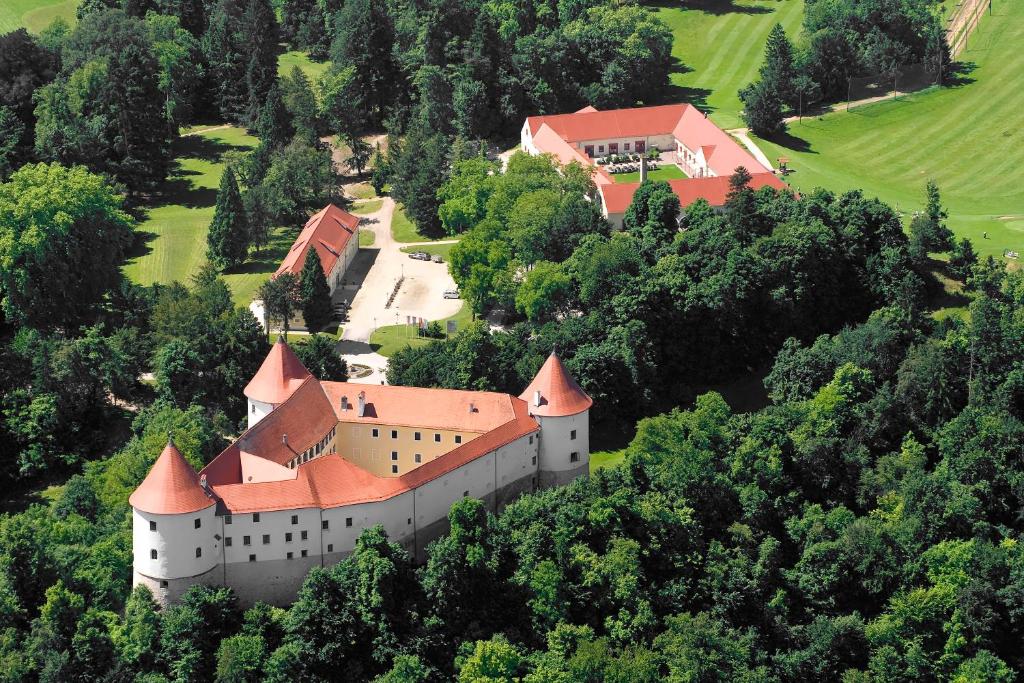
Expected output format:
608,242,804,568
0,0,78,33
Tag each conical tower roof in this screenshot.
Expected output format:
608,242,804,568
129,441,214,515
519,352,593,417
244,337,312,405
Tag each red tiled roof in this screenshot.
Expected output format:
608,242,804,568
235,376,338,467
519,352,592,417
527,103,690,141
672,106,769,176
130,441,214,515
275,204,358,280
321,382,520,432
200,385,540,513
601,173,788,215
243,339,312,404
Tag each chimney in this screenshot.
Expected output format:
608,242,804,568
533,390,542,407
639,156,648,183
468,402,476,413
282,433,288,447
199,474,209,492
340,395,349,411
357,391,366,417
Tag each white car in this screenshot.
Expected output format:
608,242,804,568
443,289,460,299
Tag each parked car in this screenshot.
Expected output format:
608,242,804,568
443,289,459,299
431,254,443,263
408,251,429,260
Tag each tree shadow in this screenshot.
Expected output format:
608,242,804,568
125,228,159,261
645,0,774,15
943,59,978,89
764,127,815,154
657,57,714,112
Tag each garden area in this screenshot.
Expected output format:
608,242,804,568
368,301,472,358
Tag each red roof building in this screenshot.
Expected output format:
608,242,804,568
243,337,312,406
275,204,359,281
519,352,593,417
129,441,214,515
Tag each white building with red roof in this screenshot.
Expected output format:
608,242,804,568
521,103,787,228
131,346,592,606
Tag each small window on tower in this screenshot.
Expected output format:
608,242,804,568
149,520,157,531
150,549,157,560
249,554,256,562
322,520,329,530
262,534,270,545
252,513,260,523
570,430,577,440
415,453,422,463
391,451,398,461
291,514,298,525
194,518,201,529
327,544,334,552
251,404,255,414
195,547,202,558
372,428,379,438
224,515,232,524
301,549,308,558
301,530,308,541
346,517,353,527
570,452,580,463
414,431,421,441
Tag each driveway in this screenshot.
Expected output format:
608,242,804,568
335,197,461,384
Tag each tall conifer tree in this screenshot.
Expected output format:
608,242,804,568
207,167,249,268
299,248,332,332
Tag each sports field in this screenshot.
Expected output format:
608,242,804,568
123,126,295,306
651,0,804,129
753,3,1024,264
0,0,78,33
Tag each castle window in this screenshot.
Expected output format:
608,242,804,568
529,436,533,445
262,534,270,545
415,453,421,463
391,465,398,474
327,544,333,552
252,513,260,523
150,549,157,560
225,515,232,524
194,518,201,529
391,429,398,439
346,517,353,527
243,535,251,546
414,431,421,441
291,514,298,525
463,490,469,497
570,452,580,463
160,580,168,588
287,552,293,559
407,518,412,525
372,428,379,438
570,430,577,440
455,435,462,444
531,456,537,465
249,554,256,562
195,547,202,558
434,433,441,442
149,520,157,531
322,520,329,530
285,532,292,543
301,531,308,541
391,451,398,461
301,549,308,558
251,404,255,413
225,537,232,547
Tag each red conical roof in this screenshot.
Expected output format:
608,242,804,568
129,441,214,515
244,338,312,405
519,352,593,417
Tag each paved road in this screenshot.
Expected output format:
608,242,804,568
335,197,461,385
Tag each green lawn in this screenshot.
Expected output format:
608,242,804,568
123,126,298,306
651,0,805,129
277,49,330,81
352,198,384,215
399,242,458,260
753,3,1024,267
347,182,378,200
590,449,627,472
369,302,472,357
0,0,78,33
390,203,450,244
359,228,375,247
614,164,687,183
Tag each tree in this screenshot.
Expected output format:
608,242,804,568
329,0,398,127
241,0,280,124
389,122,449,237
370,142,388,196
145,11,205,131
298,249,332,331
215,634,267,683
344,135,372,177
207,167,250,269
924,179,954,251
457,635,524,681
259,137,340,224
759,23,798,108
260,273,301,336
515,261,571,323
949,237,978,283
294,334,348,381
160,585,241,682
0,30,57,174
0,163,134,330
739,78,784,137
255,82,294,149
281,66,319,142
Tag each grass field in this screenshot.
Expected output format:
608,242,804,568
651,0,805,129
753,3,1024,266
615,165,688,183
359,228,375,247
351,198,384,215
277,50,330,82
399,242,458,260
590,449,627,472
368,302,472,357
391,204,448,243
0,0,78,33
123,126,297,306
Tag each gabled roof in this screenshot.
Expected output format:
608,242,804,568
526,103,690,141
129,441,214,515
519,352,592,417
243,339,312,405
601,173,788,215
275,204,359,280
236,376,338,467
672,106,769,176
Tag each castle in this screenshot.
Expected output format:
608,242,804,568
129,340,592,606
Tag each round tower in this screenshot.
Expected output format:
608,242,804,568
243,337,312,429
519,352,593,488
129,440,220,605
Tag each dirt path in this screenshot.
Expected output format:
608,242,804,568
182,124,232,137
726,128,776,171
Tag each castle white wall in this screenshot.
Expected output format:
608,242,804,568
247,397,275,429
221,506,323,565
534,410,590,475
328,236,360,294
133,505,218,581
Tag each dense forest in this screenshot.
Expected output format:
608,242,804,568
1,0,1018,680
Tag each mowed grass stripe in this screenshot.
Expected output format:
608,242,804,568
753,0,1024,261
0,0,78,33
